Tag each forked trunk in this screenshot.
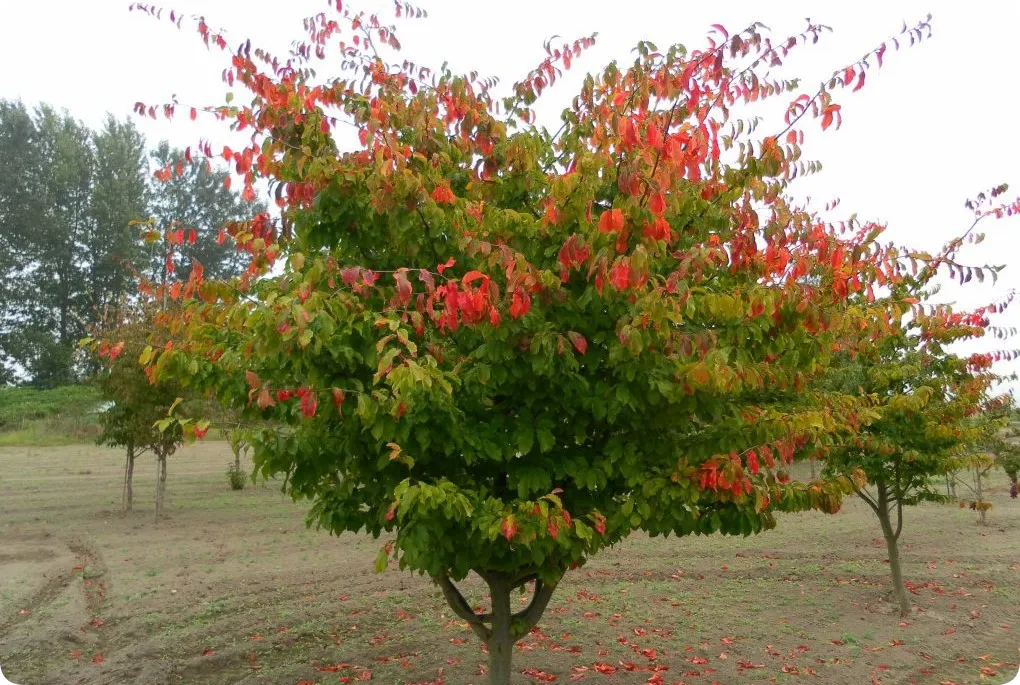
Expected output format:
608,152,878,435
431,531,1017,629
434,569,562,685
876,483,910,616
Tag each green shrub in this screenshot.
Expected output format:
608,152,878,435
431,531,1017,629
226,461,247,490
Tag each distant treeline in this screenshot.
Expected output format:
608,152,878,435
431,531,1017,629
0,99,264,386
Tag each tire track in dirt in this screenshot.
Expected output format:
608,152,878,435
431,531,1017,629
67,536,111,659
0,564,74,636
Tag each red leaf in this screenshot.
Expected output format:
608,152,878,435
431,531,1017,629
300,391,318,418
431,184,456,205
189,108,197,121
853,70,867,92
501,515,518,541
462,270,486,285
437,258,455,275
598,208,625,234
649,192,666,216
567,331,587,355
332,388,346,414
509,290,531,319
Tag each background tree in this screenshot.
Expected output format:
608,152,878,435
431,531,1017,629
0,102,148,386
0,100,46,383
822,204,1015,616
948,396,1020,520
145,141,265,285
0,100,257,386
125,7,951,681
88,116,148,348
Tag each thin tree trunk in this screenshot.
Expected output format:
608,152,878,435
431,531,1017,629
809,457,816,480
974,468,986,526
155,452,167,520
124,446,135,512
876,483,911,616
122,446,130,510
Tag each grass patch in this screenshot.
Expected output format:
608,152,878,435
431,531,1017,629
0,385,105,445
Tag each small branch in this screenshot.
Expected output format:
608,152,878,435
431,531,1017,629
434,573,491,641
852,482,879,513
894,499,903,540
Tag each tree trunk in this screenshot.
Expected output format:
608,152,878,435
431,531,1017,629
876,483,910,616
809,457,816,480
486,574,514,685
123,445,135,512
975,468,987,526
155,452,167,520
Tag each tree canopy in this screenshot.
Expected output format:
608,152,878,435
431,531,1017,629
115,3,1020,682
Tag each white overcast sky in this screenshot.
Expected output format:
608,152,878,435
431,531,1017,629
2,0,1019,388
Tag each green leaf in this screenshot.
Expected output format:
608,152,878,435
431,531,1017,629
374,546,389,573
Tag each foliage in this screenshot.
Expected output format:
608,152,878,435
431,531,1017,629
122,2,1017,680
0,384,104,445
0,385,102,428
226,460,248,490
92,311,189,513
144,141,267,285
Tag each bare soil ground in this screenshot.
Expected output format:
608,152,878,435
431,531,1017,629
0,443,1018,685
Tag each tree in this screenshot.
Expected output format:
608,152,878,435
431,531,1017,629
131,6,952,682
88,116,149,343
144,141,265,286
93,312,187,516
0,102,148,385
948,396,1020,520
0,100,46,382
822,198,1016,616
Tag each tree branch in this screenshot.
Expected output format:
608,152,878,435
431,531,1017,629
434,573,491,641
511,575,560,639
894,499,903,540
852,482,879,513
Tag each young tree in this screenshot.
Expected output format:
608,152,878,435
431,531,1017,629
822,200,1017,616
130,5,955,681
93,314,187,515
949,397,1020,521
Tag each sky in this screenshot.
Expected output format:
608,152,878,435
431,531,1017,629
2,0,1019,387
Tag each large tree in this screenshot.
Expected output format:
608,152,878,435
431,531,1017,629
131,5,953,682
0,103,149,386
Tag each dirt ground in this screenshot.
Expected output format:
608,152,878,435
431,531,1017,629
0,443,1018,685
